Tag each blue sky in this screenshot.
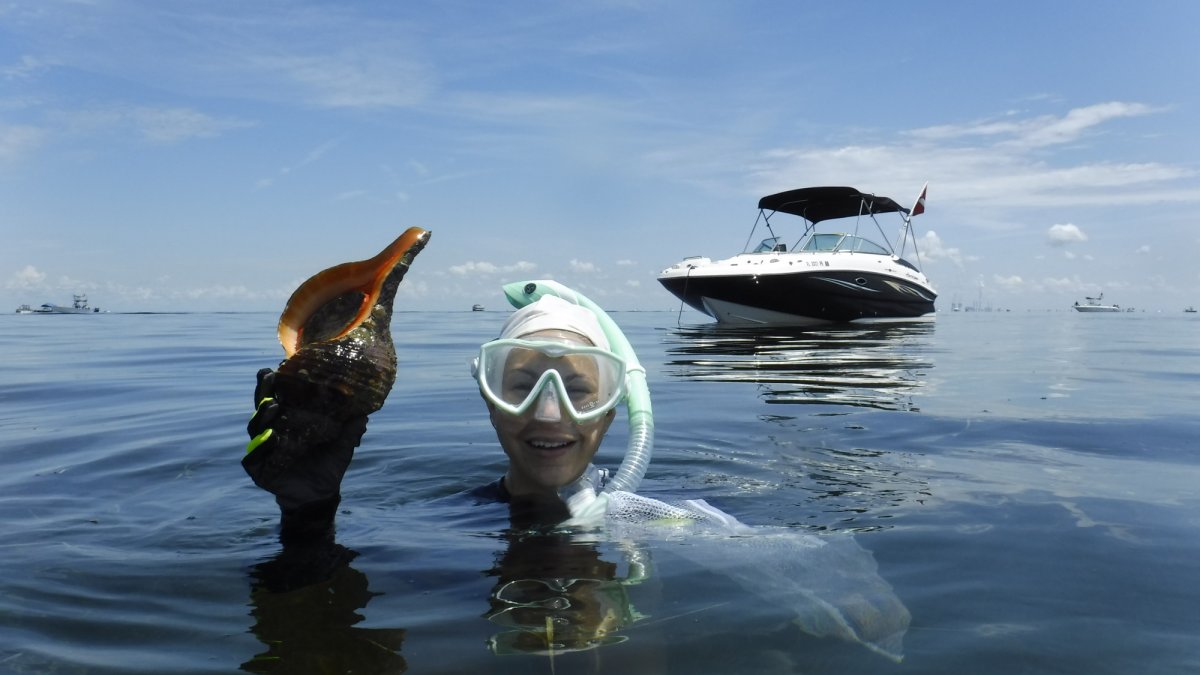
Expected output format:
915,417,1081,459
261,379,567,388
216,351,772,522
3,1,1198,314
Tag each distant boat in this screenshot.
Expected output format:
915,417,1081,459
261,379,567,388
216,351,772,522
33,294,100,314
472,304,485,312
15,304,35,314
1072,293,1119,313
1186,306,1197,313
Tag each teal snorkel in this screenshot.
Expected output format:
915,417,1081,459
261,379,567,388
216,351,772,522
501,280,653,496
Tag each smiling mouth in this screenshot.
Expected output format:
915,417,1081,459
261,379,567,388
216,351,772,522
528,439,573,451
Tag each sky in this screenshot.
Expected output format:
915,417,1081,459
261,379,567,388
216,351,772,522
3,1,1199,314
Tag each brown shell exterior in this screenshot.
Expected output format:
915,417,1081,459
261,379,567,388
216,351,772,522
272,227,430,419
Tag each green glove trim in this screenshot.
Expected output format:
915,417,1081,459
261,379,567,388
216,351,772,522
246,428,273,455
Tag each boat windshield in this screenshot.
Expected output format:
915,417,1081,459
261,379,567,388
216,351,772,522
800,233,891,255
752,237,788,253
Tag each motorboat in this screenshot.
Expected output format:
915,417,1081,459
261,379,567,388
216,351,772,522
472,304,485,312
1072,294,1120,313
658,185,937,325
14,304,35,314
33,294,99,314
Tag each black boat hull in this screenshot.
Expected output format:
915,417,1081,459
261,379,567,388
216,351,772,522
659,269,936,324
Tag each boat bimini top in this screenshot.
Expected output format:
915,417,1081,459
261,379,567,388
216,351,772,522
748,186,922,269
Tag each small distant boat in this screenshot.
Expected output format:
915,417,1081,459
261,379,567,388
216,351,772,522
33,294,100,314
472,304,485,312
1072,293,1119,313
15,304,35,314
1186,306,1197,313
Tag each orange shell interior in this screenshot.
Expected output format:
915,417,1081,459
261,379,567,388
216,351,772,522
277,227,429,358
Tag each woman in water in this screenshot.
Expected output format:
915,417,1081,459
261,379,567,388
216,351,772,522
243,293,625,539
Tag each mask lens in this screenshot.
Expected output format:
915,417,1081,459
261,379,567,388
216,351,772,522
477,340,625,420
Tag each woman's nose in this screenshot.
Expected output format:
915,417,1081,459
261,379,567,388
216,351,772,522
533,385,563,422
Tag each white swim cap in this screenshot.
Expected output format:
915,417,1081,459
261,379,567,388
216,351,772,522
497,294,611,350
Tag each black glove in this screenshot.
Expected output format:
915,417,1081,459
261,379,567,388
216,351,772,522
243,368,368,539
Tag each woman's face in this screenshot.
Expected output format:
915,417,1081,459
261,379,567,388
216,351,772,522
486,329,615,497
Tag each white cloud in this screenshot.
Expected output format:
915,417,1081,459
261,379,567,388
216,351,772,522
569,259,598,273
1047,223,1088,246
7,265,46,289
993,274,1024,290
449,261,499,275
916,230,970,267
448,260,537,276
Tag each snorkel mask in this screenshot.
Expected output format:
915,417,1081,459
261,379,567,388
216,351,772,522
474,338,627,423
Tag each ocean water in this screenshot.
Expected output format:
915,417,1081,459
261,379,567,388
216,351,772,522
2,309,1199,674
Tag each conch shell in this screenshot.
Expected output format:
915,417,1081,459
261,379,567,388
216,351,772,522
273,227,431,420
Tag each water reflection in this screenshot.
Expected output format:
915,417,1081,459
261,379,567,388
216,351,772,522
243,540,407,673
663,321,935,411
243,498,653,673
481,494,647,659
483,532,648,657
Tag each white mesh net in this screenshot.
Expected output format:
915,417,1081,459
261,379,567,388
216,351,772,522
574,489,910,662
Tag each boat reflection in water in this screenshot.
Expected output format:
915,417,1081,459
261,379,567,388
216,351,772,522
663,321,934,412
660,320,937,537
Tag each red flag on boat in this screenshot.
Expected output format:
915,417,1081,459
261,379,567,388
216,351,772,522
909,182,928,217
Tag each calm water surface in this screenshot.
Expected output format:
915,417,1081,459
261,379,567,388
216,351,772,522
2,310,1198,674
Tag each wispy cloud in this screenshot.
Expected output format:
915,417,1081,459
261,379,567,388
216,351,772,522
256,138,341,190
1,54,52,80
749,102,1194,210
8,2,435,111
0,123,45,165
50,105,254,143
248,51,432,109
907,102,1157,149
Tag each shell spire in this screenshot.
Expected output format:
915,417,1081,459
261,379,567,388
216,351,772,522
273,227,431,419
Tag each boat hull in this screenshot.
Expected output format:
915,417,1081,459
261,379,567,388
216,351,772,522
658,267,936,326
36,306,96,314
1073,305,1120,313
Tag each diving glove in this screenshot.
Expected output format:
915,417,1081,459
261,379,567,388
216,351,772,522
243,368,368,536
